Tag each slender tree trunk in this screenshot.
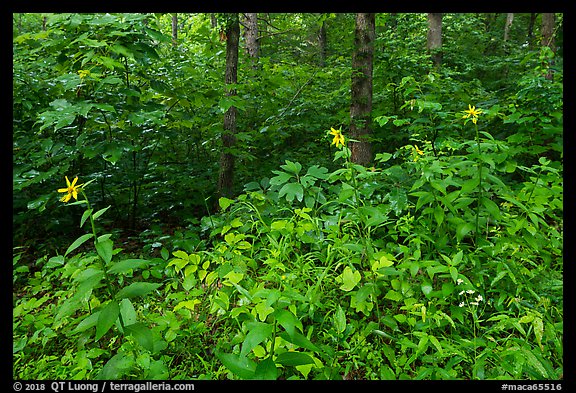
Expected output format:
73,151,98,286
318,19,327,67
350,13,375,166
210,13,217,29
427,13,442,68
242,13,259,68
541,13,556,81
171,13,178,46
504,13,514,42
217,14,240,199
527,13,536,48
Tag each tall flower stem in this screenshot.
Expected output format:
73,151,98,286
81,190,116,300
474,124,483,244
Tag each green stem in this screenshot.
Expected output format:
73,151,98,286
81,190,116,301
474,124,483,244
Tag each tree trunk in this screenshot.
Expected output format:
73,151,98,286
526,13,536,48
318,19,327,67
171,13,178,46
350,13,375,166
217,14,240,199
427,13,442,68
242,13,259,68
541,13,556,81
504,13,514,42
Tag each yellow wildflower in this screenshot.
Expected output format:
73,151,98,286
462,104,482,124
412,145,424,161
329,127,346,148
57,176,83,203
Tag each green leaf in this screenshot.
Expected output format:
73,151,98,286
254,357,278,380
97,353,135,380
216,352,256,380
96,301,120,341
119,298,137,326
456,222,475,242
279,331,319,352
108,259,149,275
115,282,161,300
71,312,100,334
219,197,234,211
275,351,315,366
481,197,502,220
124,322,154,352
305,165,329,180
273,309,302,337
334,305,347,334
279,182,304,202
93,205,112,220
280,160,302,175
95,238,114,265
240,322,274,358
65,233,94,256
421,282,433,296
337,266,362,292
384,289,403,302
80,209,93,228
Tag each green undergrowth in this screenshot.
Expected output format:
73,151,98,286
13,124,563,380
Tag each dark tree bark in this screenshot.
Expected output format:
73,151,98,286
349,13,375,166
171,13,178,46
217,14,240,199
427,13,442,68
541,13,556,81
527,13,536,47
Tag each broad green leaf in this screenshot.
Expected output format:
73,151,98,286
240,322,273,358
269,171,293,186
216,352,256,380
97,352,134,380
384,289,403,302
93,205,112,220
334,305,347,334
124,322,154,352
275,351,314,367
71,312,100,334
80,209,93,228
108,259,149,275
65,233,93,256
273,309,302,337
481,197,502,220
279,331,319,352
520,348,549,378
119,298,137,326
433,206,444,226
305,165,329,180
456,222,475,242
279,182,304,202
533,317,544,349
254,357,278,380
280,160,302,175
115,282,161,300
95,238,114,264
218,197,234,211
452,250,464,265
421,282,433,296
337,266,361,292
96,301,120,341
